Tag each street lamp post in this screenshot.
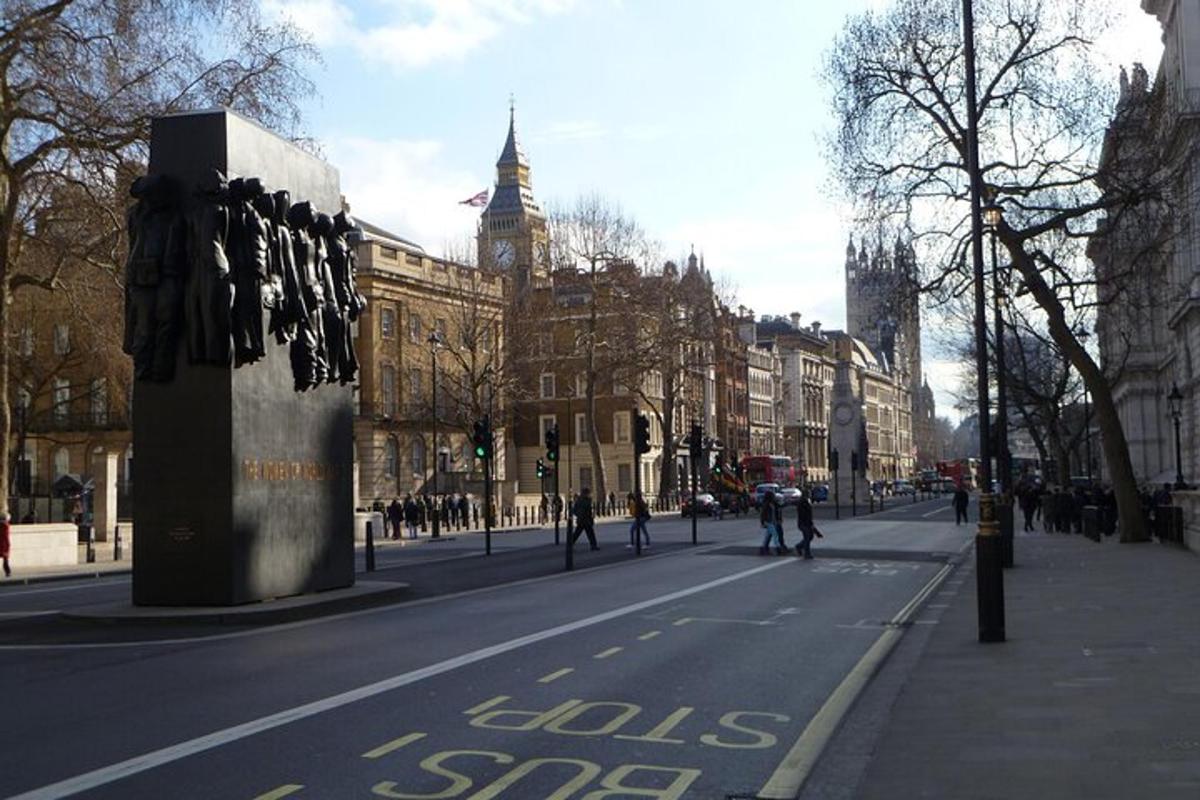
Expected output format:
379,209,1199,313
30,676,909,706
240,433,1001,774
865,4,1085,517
1169,383,1186,490
985,198,1014,569
963,0,1005,642
1077,329,1093,484
428,331,443,539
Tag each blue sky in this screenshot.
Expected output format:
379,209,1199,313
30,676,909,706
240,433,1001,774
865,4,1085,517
266,0,1163,421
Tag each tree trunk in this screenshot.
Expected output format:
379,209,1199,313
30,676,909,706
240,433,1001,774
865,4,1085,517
1010,246,1149,541
0,169,12,519
658,373,677,497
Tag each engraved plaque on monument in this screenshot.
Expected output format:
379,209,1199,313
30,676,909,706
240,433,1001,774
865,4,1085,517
131,109,354,606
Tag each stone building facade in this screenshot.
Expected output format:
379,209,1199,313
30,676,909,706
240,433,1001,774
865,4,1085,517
755,314,835,486
1090,0,1199,493
826,331,915,496
845,235,935,467
351,223,508,507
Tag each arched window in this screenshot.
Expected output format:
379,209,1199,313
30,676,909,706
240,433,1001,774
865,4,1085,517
411,437,426,476
384,437,399,478
53,447,71,479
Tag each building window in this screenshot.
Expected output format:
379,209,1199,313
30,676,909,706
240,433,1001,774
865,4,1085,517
384,437,399,478
53,447,70,479
539,414,557,440
537,332,551,356
53,377,70,422
18,326,33,358
53,324,70,356
540,373,556,399
579,466,593,491
405,253,422,266
90,378,108,425
411,438,426,475
380,364,397,417
435,318,447,340
575,412,588,445
617,463,632,493
380,245,398,260
575,374,587,398
614,411,631,444
408,369,423,411
381,307,396,339
408,313,422,343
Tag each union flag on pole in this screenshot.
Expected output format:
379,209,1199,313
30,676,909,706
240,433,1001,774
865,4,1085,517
459,189,489,207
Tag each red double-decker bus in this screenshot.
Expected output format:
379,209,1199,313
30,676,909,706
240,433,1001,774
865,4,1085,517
740,455,796,488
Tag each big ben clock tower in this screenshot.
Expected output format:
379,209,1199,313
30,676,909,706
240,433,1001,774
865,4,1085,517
478,105,549,293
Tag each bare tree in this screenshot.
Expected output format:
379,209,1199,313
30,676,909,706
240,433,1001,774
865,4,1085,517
546,194,650,500
0,0,317,515
823,0,1157,540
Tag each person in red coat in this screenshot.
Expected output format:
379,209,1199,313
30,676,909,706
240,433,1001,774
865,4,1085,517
0,512,11,577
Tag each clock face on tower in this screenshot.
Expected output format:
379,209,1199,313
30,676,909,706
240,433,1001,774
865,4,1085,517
492,239,515,269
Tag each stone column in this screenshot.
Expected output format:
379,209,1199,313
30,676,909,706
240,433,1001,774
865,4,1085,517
93,448,119,543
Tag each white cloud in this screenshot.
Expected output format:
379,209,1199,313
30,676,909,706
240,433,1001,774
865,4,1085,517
328,135,486,255
663,203,850,328
260,0,355,46
262,0,577,71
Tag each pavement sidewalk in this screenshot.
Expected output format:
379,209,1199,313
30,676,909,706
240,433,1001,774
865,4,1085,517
854,531,1200,799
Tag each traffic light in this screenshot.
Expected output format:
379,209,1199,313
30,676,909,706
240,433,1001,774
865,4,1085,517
536,459,547,479
688,423,703,461
712,463,723,476
472,416,491,460
634,413,651,456
545,425,559,463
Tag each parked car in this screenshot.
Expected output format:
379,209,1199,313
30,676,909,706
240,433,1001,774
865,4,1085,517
752,483,781,507
681,493,718,517
893,480,916,496
810,484,829,502
778,487,803,506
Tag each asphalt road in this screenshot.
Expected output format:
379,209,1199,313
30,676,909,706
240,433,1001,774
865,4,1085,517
0,497,973,799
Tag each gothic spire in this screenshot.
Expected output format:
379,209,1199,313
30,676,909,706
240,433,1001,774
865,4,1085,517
497,100,527,168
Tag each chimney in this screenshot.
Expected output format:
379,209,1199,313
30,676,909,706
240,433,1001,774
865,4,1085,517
790,312,802,330
811,321,821,335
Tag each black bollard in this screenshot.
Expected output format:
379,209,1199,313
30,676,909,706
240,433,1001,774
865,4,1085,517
85,524,95,564
113,524,123,561
365,520,376,572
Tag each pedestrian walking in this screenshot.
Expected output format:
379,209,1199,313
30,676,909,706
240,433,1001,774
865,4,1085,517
572,487,599,550
0,512,10,577
627,492,651,549
403,494,420,539
1018,484,1038,532
953,484,970,525
794,492,822,559
387,497,403,540
759,490,787,555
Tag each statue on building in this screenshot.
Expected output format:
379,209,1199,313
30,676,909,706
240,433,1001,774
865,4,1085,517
227,176,271,366
325,210,365,384
185,169,233,365
286,200,328,390
123,174,187,382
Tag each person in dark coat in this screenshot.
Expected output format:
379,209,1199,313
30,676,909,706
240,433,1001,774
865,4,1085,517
387,498,403,540
0,512,10,577
794,493,822,559
953,484,970,525
571,487,599,550
403,495,420,539
1018,484,1039,532
459,494,470,528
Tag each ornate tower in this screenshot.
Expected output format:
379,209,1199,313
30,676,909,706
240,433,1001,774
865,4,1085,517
477,106,548,293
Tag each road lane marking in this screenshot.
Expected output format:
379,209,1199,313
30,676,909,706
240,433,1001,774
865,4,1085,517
672,618,693,626
0,540,745,651
251,785,304,800
362,732,427,759
636,630,661,641
8,558,794,800
463,696,511,716
537,668,574,684
921,506,951,518
594,647,623,659
758,562,955,799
